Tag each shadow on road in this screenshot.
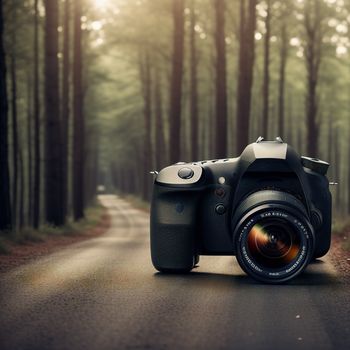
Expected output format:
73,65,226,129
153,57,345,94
153,268,340,288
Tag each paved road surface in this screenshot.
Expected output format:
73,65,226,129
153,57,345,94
0,195,349,350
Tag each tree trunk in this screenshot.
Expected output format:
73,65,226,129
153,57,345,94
44,0,64,226
27,73,33,225
304,0,322,157
278,22,288,138
262,0,271,138
19,147,24,229
348,113,350,213
236,0,257,153
334,126,341,210
190,0,199,160
0,0,12,231
214,0,228,158
10,10,18,228
73,0,85,220
90,137,99,201
140,52,152,200
61,0,70,218
208,56,215,157
84,131,97,205
306,75,319,156
169,0,185,164
327,116,333,177
33,0,41,229
286,88,293,143
154,69,166,169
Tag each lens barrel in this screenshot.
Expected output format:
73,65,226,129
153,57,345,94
233,190,314,283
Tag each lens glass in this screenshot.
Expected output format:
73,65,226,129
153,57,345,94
247,218,301,269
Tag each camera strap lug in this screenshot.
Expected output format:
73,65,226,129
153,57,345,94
275,136,284,143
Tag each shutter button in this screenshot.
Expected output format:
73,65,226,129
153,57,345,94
178,167,194,179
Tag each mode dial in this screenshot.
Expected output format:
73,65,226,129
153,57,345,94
301,156,329,175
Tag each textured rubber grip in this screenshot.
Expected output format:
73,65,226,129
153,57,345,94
151,223,196,272
150,186,200,272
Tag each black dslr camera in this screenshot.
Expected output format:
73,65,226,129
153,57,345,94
150,137,331,283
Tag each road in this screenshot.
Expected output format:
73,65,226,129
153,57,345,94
0,195,349,350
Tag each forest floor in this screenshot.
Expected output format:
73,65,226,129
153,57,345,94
0,204,111,273
330,231,350,278
331,216,350,278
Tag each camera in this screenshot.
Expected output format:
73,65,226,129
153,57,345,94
150,137,332,283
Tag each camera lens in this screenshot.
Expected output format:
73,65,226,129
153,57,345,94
247,219,301,269
232,190,314,283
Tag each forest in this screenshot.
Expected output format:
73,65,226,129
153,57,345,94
0,0,350,234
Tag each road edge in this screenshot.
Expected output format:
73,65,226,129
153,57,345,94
0,205,111,273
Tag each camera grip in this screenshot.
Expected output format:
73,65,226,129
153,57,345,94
151,224,196,272
150,188,200,272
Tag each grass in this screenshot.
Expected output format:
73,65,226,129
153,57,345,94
12,227,46,244
0,202,107,255
39,202,106,237
332,217,350,236
332,216,350,251
344,240,350,251
122,194,150,212
0,237,10,255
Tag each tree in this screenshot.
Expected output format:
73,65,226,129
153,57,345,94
303,0,324,157
262,0,271,138
18,146,24,228
33,0,41,229
61,0,70,218
26,73,33,224
214,0,228,158
190,0,199,160
44,0,64,225
236,0,257,153
0,0,12,231
348,115,350,213
10,4,18,227
73,0,85,220
169,0,185,163
277,2,289,138
139,51,152,200
154,67,166,169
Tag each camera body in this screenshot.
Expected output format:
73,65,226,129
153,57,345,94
150,138,332,283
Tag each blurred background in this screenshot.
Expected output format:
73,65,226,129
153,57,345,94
0,0,349,234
